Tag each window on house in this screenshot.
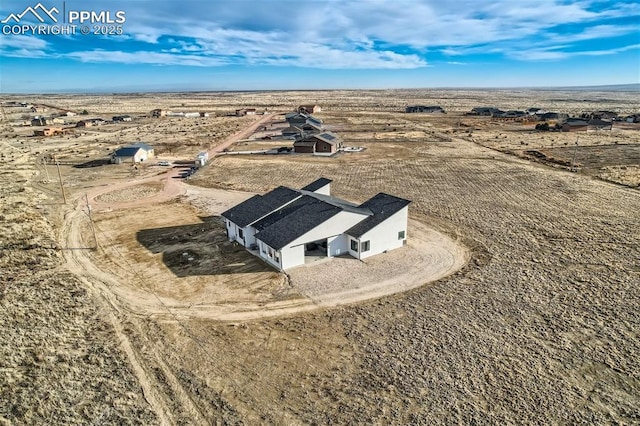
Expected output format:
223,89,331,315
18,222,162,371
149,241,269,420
361,241,370,252
238,229,244,239
350,239,358,252
398,230,405,240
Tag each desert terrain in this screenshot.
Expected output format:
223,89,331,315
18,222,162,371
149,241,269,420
1,89,639,424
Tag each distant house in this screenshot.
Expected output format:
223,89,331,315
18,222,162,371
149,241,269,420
113,115,133,122
588,119,612,131
293,132,342,155
469,107,504,116
34,127,63,137
591,111,618,120
285,112,324,133
562,120,588,132
151,109,166,118
405,105,445,114
76,118,105,128
536,112,563,121
166,111,184,117
31,105,47,113
111,142,155,163
298,105,322,114
65,111,77,117
281,126,304,139
492,110,528,122
236,108,257,116
51,117,66,124
31,117,49,126
221,178,410,271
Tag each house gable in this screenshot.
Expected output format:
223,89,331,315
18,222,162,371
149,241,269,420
301,177,332,194
346,193,412,238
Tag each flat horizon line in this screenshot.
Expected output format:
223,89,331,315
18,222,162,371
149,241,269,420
2,83,638,96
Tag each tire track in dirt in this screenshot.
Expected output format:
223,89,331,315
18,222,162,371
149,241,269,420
61,207,173,425
63,204,214,425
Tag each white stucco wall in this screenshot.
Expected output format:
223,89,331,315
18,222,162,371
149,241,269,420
327,234,348,257
287,211,369,249
356,207,408,260
134,150,148,163
280,245,305,270
225,219,236,240
242,226,257,247
313,183,330,195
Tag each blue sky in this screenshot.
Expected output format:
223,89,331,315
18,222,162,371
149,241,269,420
0,0,639,92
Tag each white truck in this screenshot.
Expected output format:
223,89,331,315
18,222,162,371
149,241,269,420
195,151,209,167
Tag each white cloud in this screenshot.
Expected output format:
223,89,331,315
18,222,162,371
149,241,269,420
0,34,48,50
510,43,640,61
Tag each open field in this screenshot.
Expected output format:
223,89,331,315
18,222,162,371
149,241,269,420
1,89,639,424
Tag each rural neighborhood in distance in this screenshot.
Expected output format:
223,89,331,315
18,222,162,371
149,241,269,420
1,0,639,424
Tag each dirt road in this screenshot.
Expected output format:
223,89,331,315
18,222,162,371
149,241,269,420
87,113,275,212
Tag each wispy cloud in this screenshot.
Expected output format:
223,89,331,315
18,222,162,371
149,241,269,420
64,49,230,66
0,34,48,50
510,43,640,61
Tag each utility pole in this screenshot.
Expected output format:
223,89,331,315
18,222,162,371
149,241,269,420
571,136,579,172
85,193,98,249
41,156,50,183
54,155,67,203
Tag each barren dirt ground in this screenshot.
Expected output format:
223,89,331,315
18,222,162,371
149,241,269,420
2,90,639,424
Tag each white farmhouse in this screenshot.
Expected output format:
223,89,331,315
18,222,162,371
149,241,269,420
221,178,410,271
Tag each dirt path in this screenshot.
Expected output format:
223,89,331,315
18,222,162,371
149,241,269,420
87,113,275,212
59,113,468,322
63,182,468,323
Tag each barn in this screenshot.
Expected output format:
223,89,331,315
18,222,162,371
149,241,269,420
221,178,410,271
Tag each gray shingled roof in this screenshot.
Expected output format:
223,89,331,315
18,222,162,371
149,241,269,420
113,147,143,158
252,196,318,232
301,177,332,192
255,197,343,249
220,186,301,227
346,193,411,238
299,190,371,215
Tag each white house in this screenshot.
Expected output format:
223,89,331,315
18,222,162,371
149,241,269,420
221,178,410,271
111,142,155,163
